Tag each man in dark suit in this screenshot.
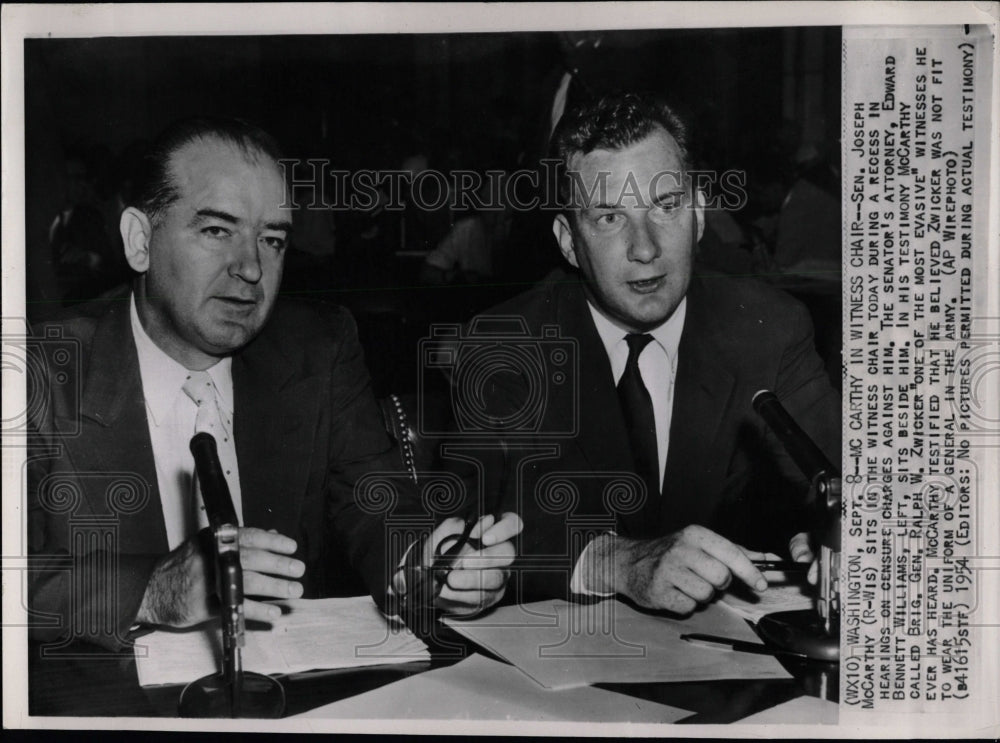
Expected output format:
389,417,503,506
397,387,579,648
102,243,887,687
28,117,520,651
445,92,838,614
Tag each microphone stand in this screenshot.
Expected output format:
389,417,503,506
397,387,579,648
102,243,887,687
752,391,841,666
215,522,244,716
179,433,284,718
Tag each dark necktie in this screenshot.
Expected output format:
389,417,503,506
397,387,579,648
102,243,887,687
617,334,660,505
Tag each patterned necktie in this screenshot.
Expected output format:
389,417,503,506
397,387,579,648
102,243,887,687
617,334,660,504
182,370,241,533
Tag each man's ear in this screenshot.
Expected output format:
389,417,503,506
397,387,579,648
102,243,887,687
552,213,579,269
120,207,152,273
693,189,706,244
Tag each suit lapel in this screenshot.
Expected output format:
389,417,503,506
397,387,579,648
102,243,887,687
546,279,659,533
70,295,322,552
546,276,740,535
76,295,168,553
551,279,634,478
233,330,320,541
661,278,736,532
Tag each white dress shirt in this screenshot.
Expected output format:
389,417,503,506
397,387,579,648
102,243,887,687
586,298,686,488
130,295,243,550
570,298,687,594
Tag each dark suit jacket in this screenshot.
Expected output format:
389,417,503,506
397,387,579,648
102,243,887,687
27,288,412,650
445,269,841,601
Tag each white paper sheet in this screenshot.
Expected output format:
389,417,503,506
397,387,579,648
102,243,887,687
294,652,692,722
443,599,792,690
134,597,428,686
720,570,815,622
738,693,838,724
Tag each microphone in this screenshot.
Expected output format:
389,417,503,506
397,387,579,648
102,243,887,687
751,390,837,483
752,389,841,655
190,432,239,528
187,432,245,714
181,433,284,717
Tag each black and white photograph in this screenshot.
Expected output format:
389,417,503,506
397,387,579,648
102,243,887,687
2,2,997,736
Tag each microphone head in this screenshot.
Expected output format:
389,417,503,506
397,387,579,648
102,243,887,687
752,389,777,412
189,431,238,527
190,431,217,456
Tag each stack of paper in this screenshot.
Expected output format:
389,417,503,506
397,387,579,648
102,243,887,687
295,653,691,721
134,597,428,686
443,599,792,690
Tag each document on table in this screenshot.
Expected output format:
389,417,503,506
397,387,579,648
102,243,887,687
738,694,839,724
134,596,428,687
295,652,691,722
721,569,815,622
443,599,792,690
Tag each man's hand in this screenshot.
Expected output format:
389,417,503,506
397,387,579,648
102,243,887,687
425,512,522,617
788,531,819,585
586,525,769,614
135,527,304,628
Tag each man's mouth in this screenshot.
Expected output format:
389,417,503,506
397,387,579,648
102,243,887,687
626,275,665,293
215,296,258,308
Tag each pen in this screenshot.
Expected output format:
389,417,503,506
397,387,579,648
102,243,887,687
680,633,810,660
432,515,478,578
752,560,809,572
432,448,509,591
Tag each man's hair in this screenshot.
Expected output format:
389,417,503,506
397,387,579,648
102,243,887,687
550,91,692,208
128,116,284,224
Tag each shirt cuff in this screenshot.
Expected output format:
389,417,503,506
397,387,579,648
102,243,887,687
569,532,618,597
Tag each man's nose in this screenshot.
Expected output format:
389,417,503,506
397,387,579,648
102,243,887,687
626,217,660,263
229,236,263,283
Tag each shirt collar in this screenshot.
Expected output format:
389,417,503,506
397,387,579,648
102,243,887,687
129,293,235,425
587,296,687,365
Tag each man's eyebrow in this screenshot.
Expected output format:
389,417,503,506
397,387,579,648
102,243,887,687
194,208,239,224
650,190,685,208
192,209,292,233
264,220,293,233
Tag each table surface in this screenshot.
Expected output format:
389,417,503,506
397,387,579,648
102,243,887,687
27,616,837,723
